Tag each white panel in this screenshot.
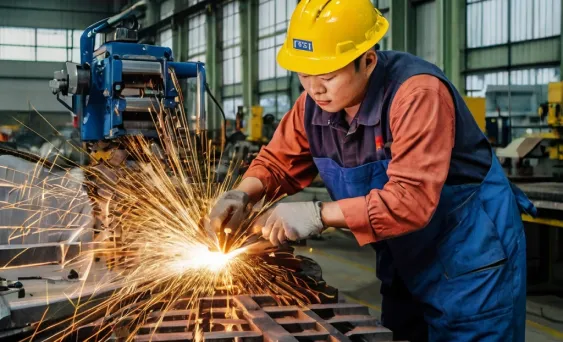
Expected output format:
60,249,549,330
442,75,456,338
36,47,67,62
258,0,294,80
258,46,275,80
467,3,478,47
275,36,288,77
509,0,559,42
0,79,70,112
510,0,533,42
159,29,173,50
71,48,80,63
534,0,561,38
465,71,508,97
258,0,274,36
466,67,560,97
554,0,562,35
275,0,287,32
0,46,35,61
222,46,241,85
467,0,508,48
0,27,35,46
37,29,66,47
415,1,437,64
510,67,560,85
188,14,206,57
222,1,241,46
287,0,296,20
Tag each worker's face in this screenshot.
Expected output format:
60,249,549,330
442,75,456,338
298,50,377,112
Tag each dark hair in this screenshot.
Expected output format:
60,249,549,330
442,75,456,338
353,44,379,72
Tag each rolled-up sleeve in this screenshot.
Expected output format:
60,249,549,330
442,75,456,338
243,92,317,200
338,75,456,246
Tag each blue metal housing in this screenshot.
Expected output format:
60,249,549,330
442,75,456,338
73,17,206,141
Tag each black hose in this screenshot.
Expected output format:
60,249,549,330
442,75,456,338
204,82,228,143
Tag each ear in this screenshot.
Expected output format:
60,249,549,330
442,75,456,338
364,50,377,74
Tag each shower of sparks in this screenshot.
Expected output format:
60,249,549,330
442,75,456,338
0,68,327,341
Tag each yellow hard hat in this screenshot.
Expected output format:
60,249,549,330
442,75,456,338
277,0,389,76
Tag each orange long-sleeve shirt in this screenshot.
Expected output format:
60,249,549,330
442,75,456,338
243,74,455,246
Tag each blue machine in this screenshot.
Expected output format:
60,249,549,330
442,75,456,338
50,2,206,142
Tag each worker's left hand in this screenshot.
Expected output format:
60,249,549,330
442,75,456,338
253,202,325,246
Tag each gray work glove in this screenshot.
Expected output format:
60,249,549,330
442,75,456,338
207,190,250,236
253,202,325,246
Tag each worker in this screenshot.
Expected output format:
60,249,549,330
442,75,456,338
207,0,536,341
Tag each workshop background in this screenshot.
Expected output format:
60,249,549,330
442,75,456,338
0,0,563,341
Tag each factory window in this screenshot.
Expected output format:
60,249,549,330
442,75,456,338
257,0,296,81
0,27,36,61
466,71,510,97
159,28,174,51
465,67,560,97
510,0,561,42
467,0,561,48
188,0,205,5
510,67,560,85
188,13,206,63
259,93,291,119
160,0,175,20
466,0,509,48
221,1,242,86
36,29,67,62
69,30,82,63
0,26,108,62
222,97,244,120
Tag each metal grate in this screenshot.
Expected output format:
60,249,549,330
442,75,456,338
128,294,394,342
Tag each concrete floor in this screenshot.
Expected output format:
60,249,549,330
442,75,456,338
293,228,563,342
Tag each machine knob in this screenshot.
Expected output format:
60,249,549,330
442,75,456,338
50,69,69,95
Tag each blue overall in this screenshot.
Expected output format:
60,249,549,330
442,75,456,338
304,51,537,341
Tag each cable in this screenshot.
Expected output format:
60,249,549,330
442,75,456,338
204,82,228,143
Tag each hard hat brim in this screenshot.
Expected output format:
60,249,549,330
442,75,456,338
276,28,388,76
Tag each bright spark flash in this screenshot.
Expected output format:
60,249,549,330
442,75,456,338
0,68,329,341
169,245,246,273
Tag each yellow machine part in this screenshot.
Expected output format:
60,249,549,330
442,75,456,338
247,106,264,142
547,81,563,104
547,145,563,160
463,96,486,132
545,82,563,127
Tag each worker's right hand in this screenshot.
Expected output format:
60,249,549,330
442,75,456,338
206,190,251,236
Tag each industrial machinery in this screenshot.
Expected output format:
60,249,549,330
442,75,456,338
215,105,279,183
0,3,210,339
49,0,206,147
538,81,563,161
497,82,563,181
493,82,563,293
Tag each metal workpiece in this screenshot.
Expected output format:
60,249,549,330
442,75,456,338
81,294,394,342
121,60,162,75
